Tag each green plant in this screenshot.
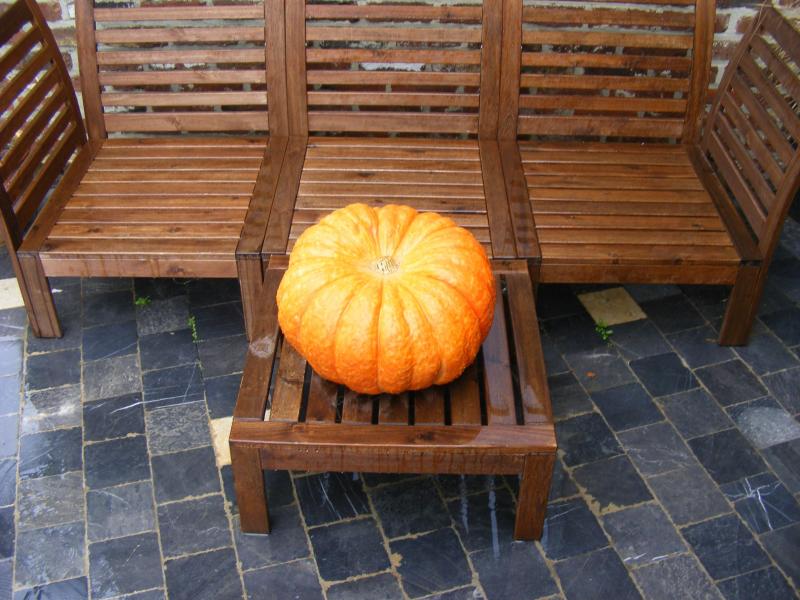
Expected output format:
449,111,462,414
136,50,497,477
188,315,198,342
595,320,614,343
134,295,151,307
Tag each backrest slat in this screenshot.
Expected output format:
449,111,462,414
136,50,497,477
516,0,707,142
702,6,800,254
78,0,272,135
300,0,488,137
0,0,86,245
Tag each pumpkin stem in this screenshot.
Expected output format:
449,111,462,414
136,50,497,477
374,255,399,274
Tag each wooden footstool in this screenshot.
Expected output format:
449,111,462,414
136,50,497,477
230,256,556,540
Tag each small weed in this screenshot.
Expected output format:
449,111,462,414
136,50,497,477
188,315,198,342
134,295,151,308
595,320,614,343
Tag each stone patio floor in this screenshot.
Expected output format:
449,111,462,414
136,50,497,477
1,220,800,600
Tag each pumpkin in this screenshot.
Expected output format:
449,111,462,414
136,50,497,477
276,203,496,395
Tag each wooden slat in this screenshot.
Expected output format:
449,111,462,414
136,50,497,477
101,91,267,107
762,6,800,65
379,394,409,425
749,35,800,113
534,214,725,230
96,48,265,65
413,388,444,425
728,75,792,166
7,107,71,197
73,181,255,195
682,0,714,143
519,95,687,113
480,140,515,257
525,174,703,190
539,243,740,264
38,237,238,257
523,6,695,27
307,91,479,108
521,29,693,49
479,0,502,138
103,112,268,133
82,169,257,183
300,169,483,185
0,25,40,80
306,26,481,43
94,26,265,43
297,182,483,198
533,200,717,216
448,363,482,425
305,373,338,423
341,390,374,424
286,0,307,136
47,223,243,239
538,229,732,245
482,278,516,425
307,112,478,135
528,189,710,203
269,343,306,422
0,0,30,47
524,161,698,177
75,0,104,139
306,70,480,87
306,47,481,66
98,70,267,86
94,5,263,21
738,52,800,141
57,208,248,222
0,47,50,112
518,115,684,138
499,141,538,259
522,52,691,71
520,73,689,92
304,4,482,21
68,196,250,209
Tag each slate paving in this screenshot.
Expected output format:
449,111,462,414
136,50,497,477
1,224,800,600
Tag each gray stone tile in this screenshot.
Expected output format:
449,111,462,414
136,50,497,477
204,373,240,420
25,349,80,391
193,302,245,340
763,367,800,414
0,507,12,559
0,459,15,506
136,296,190,336
0,374,20,416
658,389,732,440
573,455,652,513
243,559,323,600
145,400,211,455
695,360,768,407
294,472,370,527
83,354,142,402
84,393,146,442
617,422,694,477
0,307,26,340
472,543,557,600
197,334,247,377
727,397,800,449
390,528,471,599
555,412,622,467
26,314,82,354
327,573,403,600
590,383,663,432
232,507,309,571
554,547,641,600
541,498,607,561
601,504,685,566
0,560,9,600
759,523,800,589
372,477,449,539
89,532,164,599
682,514,769,580
17,472,84,531
151,446,219,503
734,332,799,375
0,340,23,378
142,363,204,411
564,349,634,393
157,495,231,558
21,384,81,435
667,325,734,368
13,576,88,600
82,320,138,362
0,414,17,458
648,465,730,526
139,329,197,372
763,438,800,493
610,320,672,361
446,489,516,552
625,284,681,303
721,472,800,534
14,521,85,588
87,481,156,542
688,428,767,485
717,567,796,600
18,427,82,480
82,290,135,328
84,436,150,489
633,554,722,600
164,548,242,600
548,373,593,421
311,519,390,582
83,278,132,295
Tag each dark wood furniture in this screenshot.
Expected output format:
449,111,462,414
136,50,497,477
230,256,556,540
502,1,800,345
0,0,283,337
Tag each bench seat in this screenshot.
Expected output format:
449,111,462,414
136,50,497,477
33,137,266,278
263,136,521,260
521,142,741,282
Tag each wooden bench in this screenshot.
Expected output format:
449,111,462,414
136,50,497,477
501,1,800,345
0,0,284,337
230,256,556,540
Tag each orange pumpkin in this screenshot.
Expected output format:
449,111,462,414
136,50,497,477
276,203,496,395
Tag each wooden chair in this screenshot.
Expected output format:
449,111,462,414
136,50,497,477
0,0,283,337
501,0,800,345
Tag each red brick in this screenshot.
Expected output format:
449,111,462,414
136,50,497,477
715,14,731,33
39,1,62,20
736,16,755,33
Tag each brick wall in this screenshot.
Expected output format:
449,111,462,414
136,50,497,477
1,0,795,111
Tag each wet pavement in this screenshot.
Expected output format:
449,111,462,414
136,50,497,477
0,219,799,599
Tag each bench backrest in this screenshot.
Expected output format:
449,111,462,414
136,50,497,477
75,0,283,138
500,0,714,142
287,0,501,137
702,6,800,256
0,0,86,246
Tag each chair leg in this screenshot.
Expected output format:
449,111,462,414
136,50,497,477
17,253,62,338
514,453,555,541
719,264,764,346
231,444,270,533
237,255,264,342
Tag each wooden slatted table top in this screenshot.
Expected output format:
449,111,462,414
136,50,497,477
232,256,555,463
